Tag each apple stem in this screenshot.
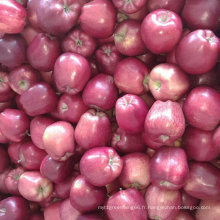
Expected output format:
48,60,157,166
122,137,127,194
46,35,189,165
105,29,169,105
109,158,114,166
104,48,112,57
154,80,161,91
63,5,70,13
75,39,83,47
160,11,169,23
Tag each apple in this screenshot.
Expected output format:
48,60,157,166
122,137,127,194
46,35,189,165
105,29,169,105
176,30,220,74
0,71,14,102
118,153,150,190
59,199,80,220
29,212,44,220
148,63,190,101
0,196,30,220
0,146,9,174
174,210,194,220
115,94,149,134
181,190,199,208
0,101,12,115
0,169,10,194
8,141,25,165
0,109,29,142
150,147,189,190
62,28,97,58
183,86,220,131
114,57,149,95
141,9,182,54
137,50,156,71
70,175,106,212
82,74,118,110
80,0,116,39
54,52,91,95
75,109,111,150
43,121,75,161
77,213,103,220
80,146,123,186
44,201,62,220
18,171,53,202
213,126,220,153
105,188,147,220
21,25,41,45
0,129,9,144
114,20,146,56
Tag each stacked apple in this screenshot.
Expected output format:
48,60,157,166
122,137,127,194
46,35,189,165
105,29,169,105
0,0,220,220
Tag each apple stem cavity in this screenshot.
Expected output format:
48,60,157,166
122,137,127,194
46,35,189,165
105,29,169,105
160,11,169,23
109,158,114,166
75,39,82,47
63,5,70,14
159,135,169,142
18,80,29,90
153,80,161,91
104,48,112,57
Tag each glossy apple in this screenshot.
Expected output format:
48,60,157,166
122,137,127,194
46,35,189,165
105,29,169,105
43,121,75,161
57,94,88,123
0,196,30,220
20,82,58,116
114,20,146,56
27,33,61,72
0,0,26,34
54,52,91,95
176,30,220,74
141,9,182,54
80,0,116,39
44,201,62,220
0,34,26,69
174,210,194,220
0,71,14,102
145,184,182,220
75,110,111,150
184,162,220,200
150,147,189,190
0,109,29,142
111,128,146,154
21,25,41,45
77,213,103,220
80,147,123,186
114,57,149,95
18,171,53,202
0,129,9,144
30,116,55,150
70,175,106,213
8,65,39,95
59,199,80,220
149,63,190,101
119,153,150,190
181,190,199,207
0,169,10,194
62,29,97,58
105,188,147,220
95,43,123,75
0,101,12,114
8,141,24,165
116,94,148,134
82,74,118,110
137,50,157,71
183,86,220,131
144,100,185,149
29,212,44,220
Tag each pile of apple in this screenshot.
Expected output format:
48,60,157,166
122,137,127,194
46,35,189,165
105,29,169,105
0,0,220,219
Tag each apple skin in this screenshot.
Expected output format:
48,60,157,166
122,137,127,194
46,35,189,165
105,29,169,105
114,20,146,56
174,210,194,220
0,0,26,34
0,146,9,174
8,141,25,165
114,57,149,95
54,52,91,95
183,86,220,131
0,196,30,220
0,169,10,194
141,9,182,54
44,201,62,220
184,162,220,200
80,146,123,187
77,213,103,220
105,188,147,220
58,93,88,123
147,0,185,13
75,110,111,150
111,128,146,154
80,0,116,39
43,121,75,161
196,200,220,220
118,153,150,190
176,30,220,74
95,43,123,76
27,0,81,36
181,190,199,208
62,28,97,58
29,212,44,220
0,109,29,142
20,82,58,117
145,184,182,220
30,116,55,150
0,34,26,69
144,100,185,149
27,33,61,72
183,126,219,161
8,65,39,95
149,63,190,101
115,94,149,134
21,25,41,45
4,166,25,196
70,175,107,213
0,129,9,144
18,171,53,202
182,0,220,31
150,147,189,190
213,126,220,153
59,199,81,220
40,155,74,183
82,74,118,111
0,101,12,115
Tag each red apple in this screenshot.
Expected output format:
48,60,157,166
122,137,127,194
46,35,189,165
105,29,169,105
44,201,62,220
181,190,199,208
0,71,14,102
0,169,10,194
29,212,44,220
0,146,9,174
0,129,9,144
77,213,103,220
21,25,41,45
213,126,220,153
174,210,194,220
75,109,111,150
0,101,12,114
59,199,80,220
80,146,123,186
18,171,53,202
8,141,25,165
